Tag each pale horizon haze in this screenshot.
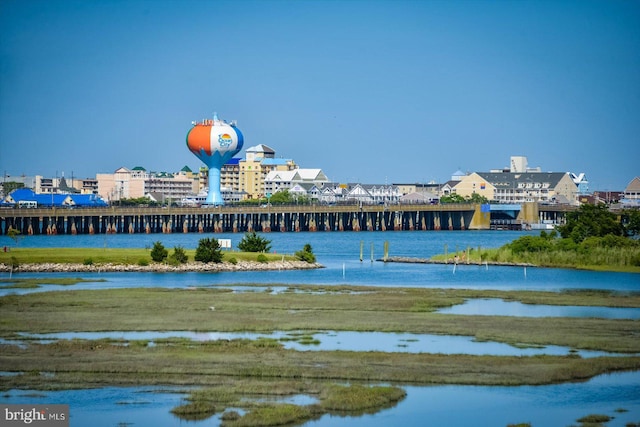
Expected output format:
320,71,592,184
1,0,639,190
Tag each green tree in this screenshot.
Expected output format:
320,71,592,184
7,227,21,245
238,232,272,253
507,235,552,254
295,194,312,205
170,245,188,264
269,189,293,205
557,204,624,243
150,241,168,262
3,182,24,195
440,193,466,204
194,238,223,263
295,243,316,263
119,197,159,207
466,193,489,204
622,209,640,237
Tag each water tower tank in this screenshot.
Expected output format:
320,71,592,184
186,113,244,205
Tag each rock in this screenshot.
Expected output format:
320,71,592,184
0,261,324,273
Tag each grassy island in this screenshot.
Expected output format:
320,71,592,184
0,233,321,273
0,247,321,273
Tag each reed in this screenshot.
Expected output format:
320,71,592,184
432,240,640,273
222,404,315,427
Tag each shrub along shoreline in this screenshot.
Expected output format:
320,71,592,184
0,247,323,273
430,205,640,273
424,233,640,273
421,204,640,273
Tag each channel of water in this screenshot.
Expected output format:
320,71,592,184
437,298,640,319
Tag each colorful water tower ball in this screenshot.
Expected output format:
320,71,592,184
186,113,244,205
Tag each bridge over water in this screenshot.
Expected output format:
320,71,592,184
0,203,572,236
1,204,492,235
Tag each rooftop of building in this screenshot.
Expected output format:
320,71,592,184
2,188,108,207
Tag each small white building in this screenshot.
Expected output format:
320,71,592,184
264,168,330,196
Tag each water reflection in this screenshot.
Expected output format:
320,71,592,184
438,298,640,319
307,371,640,427
10,330,625,358
0,387,191,426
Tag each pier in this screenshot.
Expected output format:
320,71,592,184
0,204,492,235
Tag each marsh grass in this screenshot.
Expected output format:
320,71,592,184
278,334,321,346
0,277,105,289
320,384,406,412
2,285,640,424
2,338,640,423
173,381,404,425
170,400,216,421
223,403,316,426
2,339,639,390
575,414,613,427
1,286,639,352
432,245,640,273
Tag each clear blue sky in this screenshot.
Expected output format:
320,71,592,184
1,0,638,190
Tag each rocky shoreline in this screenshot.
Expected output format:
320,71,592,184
0,260,324,273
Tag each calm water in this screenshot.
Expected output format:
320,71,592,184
308,371,640,427
3,372,639,427
1,230,639,426
2,231,639,294
10,331,623,358
438,298,640,319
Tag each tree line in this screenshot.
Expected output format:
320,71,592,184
150,231,315,264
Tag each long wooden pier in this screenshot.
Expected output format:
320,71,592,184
0,204,490,235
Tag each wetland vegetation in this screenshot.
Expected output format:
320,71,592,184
1,285,640,352
0,277,105,289
433,204,640,273
1,284,640,424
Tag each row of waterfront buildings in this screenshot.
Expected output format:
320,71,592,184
2,147,639,208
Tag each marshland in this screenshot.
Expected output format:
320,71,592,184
1,230,639,426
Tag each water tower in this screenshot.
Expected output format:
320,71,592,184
186,113,244,205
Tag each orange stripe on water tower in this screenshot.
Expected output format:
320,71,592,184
186,125,213,155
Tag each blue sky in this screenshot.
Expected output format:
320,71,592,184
1,0,638,190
